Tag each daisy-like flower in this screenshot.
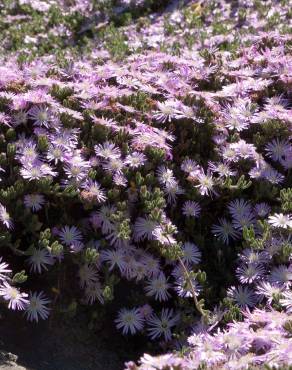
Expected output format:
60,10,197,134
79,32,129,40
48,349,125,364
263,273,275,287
142,255,161,278
46,145,68,164
0,257,11,282
175,104,198,121
78,264,99,289
11,110,28,127
0,112,11,127
254,203,271,218
280,291,292,313
59,225,83,246
24,194,45,212
27,248,54,274
84,281,104,305
268,213,291,229
70,241,84,253
236,263,265,284
152,224,177,246
133,216,157,242
228,199,252,219
174,275,201,298
140,354,180,369
157,166,177,187
0,204,13,229
262,167,285,184
147,308,179,341
230,139,256,160
145,272,171,302
238,249,268,265
153,100,179,123
182,201,201,218
96,205,116,234
17,143,38,164
25,291,51,322
115,307,144,335
256,281,285,304
265,138,291,162
138,304,153,319
102,157,124,175
50,128,79,150
224,113,249,132
20,161,57,181
181,242,201,265
227,285,258,308
113,172,127,187
100,249,126,273
81,179,107,204
232,211,255,231
269,265,292,286
181,159,200,174
195,170,217,197
0,282,29,310
64,155,89,182
208,161,237,178
211,218,240,245
163,181,184,204
125,152,146,168
95,141,121,160
28,104,53,128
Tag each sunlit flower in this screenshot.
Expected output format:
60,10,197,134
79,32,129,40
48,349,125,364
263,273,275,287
0,282,29,310
268,213,291,229
0,204,13,229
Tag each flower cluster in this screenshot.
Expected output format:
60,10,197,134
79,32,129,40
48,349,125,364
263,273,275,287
0,0,291,367
129,308,292,369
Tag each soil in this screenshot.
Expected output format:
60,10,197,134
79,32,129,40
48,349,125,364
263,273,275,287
0,310,128,370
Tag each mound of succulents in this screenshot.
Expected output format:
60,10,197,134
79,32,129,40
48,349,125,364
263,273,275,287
0,0,291,368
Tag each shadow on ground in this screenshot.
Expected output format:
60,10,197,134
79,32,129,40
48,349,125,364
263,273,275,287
0,310,125,370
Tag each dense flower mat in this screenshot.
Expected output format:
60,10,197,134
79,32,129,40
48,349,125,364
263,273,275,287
0,0,291,369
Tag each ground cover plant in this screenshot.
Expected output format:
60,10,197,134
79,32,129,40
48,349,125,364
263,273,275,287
0,0,291,369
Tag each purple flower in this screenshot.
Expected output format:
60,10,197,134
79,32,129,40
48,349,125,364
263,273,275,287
25,291,51,322
125,152,146,168
194,170,217,197
59,225,83,246
236,263,265,284
81,179,107,204
227,285,258,308
147,308,179,341
24,194,45,212
0,204,13,229
265,138,291,162
145,272,171,302
20,160,57,181
115,307,144,335
211,218,240,245
182,201,201,218
181,242,201,264
27,248,54,274
95,141,121,160
0,282,29,310
28,105,53,128
0,257,11,282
